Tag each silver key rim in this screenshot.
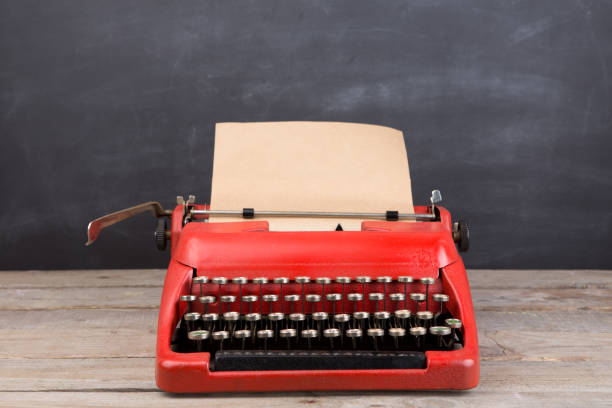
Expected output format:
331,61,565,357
268,312,284,321
323,328,341,338
346,328,363,338
334,313,350,323
252,277,268,284
367,328,384,337
398,276,413,283
374,311,390,320
184,312,201,321
410,293,426,301
389,328,406,337
232,277,248,285
220,295,236,303
284,294,300,302
355,276,371,283
335,276,351,284
273,277,290,284
289,313,305,321
430,326,451,336
279,328,297,338
353,311,370,320
432,293,449,302
262,294,278,302
420,277,435,285
315,277,331,284
211,277,227,285
445,318,462,329
234,329,251,339
305,294,321,302
347,293,363,301
188,330,210,340
368,293,384,301
193,276,208,284
199,296,216,304
376,276,392,283
410,326,427,336
212,330,229,340
242,295,257,303
257,329,274,339
245,313,261,322
312,311,329,321
180,295,197,302
301,329,318,338
326,293,342,301
416,311,434,320
223,311,239,321
295,276,310,284
389,293,405,301
202,313,219,321
395,309,411,319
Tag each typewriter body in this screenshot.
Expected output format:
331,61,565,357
86,192,478,393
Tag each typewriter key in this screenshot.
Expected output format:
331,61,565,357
183,312,201,331
323,327,340,349
252,277,269,314
289,313,306,332
369,292,384,313
301,329,318,349
262,294,279,316
223,311,239,335
268,312,284,333
188,330,210,352
389,293,405,312
432,293,449,323
242,295,258,314
346,328,362,349
445,318,462,346
388,327,406,349
305,294,321,315
198,295,216,315
410,326,427,350
397,276,413,308
353,311,370,331
430,326,451,348
234,329,251,350
273,277,290,314
312,311,328,338
335,277,351,313
326,293,342,317
257,329,274,351
410,293,426,314
192,276,208,297
212,330,229,351
347,293,363,314
245,312,261,341
211,277,227,310
315,277,331,311
284,294,300,315
202,312,219,331
295,277,310,313
232,277,248,315
419,277,435,310
220,295,236,314
279,328,297,349
367,328,384,350
334,313,350,346
394,309,411,328
374,311,390,329
180,295,197,314
416,311,433,329
376,276,392,310
356,276,372,311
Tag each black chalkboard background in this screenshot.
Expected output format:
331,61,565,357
1,0,610,270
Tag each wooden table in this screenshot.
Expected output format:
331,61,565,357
0,269,610,407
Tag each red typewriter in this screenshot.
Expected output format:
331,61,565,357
86,191,478,393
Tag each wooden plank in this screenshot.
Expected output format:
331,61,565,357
1,308,611,362
1,358,610,393
0,389,610,408
0,287,162,311
0,269,166,289
467,269,611,289
0,269,609,290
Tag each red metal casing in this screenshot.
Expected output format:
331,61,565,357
156,205,479,392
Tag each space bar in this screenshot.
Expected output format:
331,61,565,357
212,350,427,371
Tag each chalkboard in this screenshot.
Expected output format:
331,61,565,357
1,0,610,269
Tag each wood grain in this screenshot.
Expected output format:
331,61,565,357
0,269,610,407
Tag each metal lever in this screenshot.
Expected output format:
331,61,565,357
85,201,171,246
191,209,435,220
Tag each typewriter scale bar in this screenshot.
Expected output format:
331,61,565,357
191,209,436,220
173,275,462,372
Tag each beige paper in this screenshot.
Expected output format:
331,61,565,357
209,121,414,231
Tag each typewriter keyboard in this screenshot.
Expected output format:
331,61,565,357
171,275,463,371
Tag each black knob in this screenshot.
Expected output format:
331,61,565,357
453,220,469,252
154,218,168,251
